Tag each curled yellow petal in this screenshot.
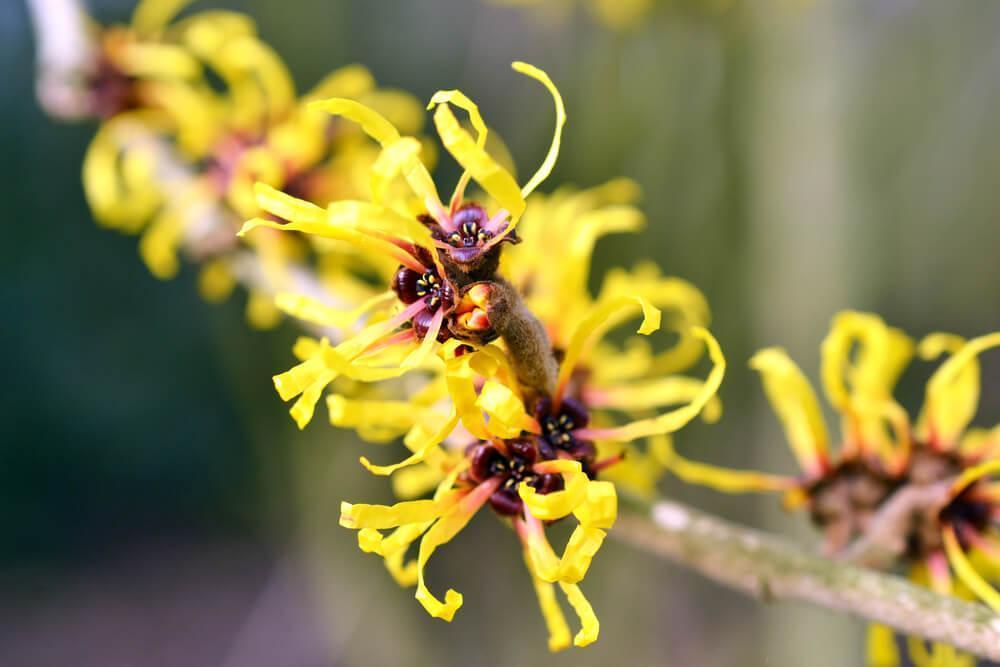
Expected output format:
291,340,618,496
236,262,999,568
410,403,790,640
519,465,589,521
556,295,661,401
556,526,606,584
360,410,459,476
426,89,487,206
589,375,722,423
512,61,566,199
924,332,1000,447
432,101,525,222
573,328,724,443
444,353,490,440
309,98,440,205
370,137,424,204
559,582,600,647
943,524,1000,613
820,311,913,417
572,480,617,530
525,559,572,652
750,347,830,478
415,478,499,620
949,460,1000,498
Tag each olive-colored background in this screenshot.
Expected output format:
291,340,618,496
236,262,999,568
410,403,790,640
3,0,999,665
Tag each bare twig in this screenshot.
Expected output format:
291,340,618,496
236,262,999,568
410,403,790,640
614,499,1000,660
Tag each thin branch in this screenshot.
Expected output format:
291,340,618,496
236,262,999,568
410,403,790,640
614,499,1000,660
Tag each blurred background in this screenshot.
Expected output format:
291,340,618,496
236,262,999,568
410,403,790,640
3,0,1000,664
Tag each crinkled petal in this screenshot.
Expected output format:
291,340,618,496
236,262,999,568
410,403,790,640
360,410,459,476
556,295,661,401
558,582,600,647
415,478,500,620
309,98,440,205
573,328,723,443
339,493,462,530
587,375,722,423
820,311,913,418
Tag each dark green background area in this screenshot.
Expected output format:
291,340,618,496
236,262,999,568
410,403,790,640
2,0,999,665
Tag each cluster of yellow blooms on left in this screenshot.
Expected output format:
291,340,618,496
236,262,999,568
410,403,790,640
77,0,429,329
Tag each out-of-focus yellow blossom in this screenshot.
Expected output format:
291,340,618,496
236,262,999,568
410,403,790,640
674,311,1000,666
80,0,428,328
492,0,656,31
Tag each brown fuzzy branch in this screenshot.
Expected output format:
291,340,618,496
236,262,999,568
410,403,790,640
614,499,1000,660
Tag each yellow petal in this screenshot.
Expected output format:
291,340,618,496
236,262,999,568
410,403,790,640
370,137,424,204
327,393,420,443
414,479,499,620
590,375,722,422
820,311,913,418
866,623,900,667
476,380,533,439
309,98,440,205
198,259,236,303
426,89,488,206
572,480,617,530
519,465,589,521
360,410,459,476
432,101,525,222
750,347,830,478
444,353,490,439
574,328,724,443
131,0,194,35
923,332,1000,447
524,556,572,652
289,369,335,429
556,295,661,401
276,290,396,330
512,62,566,199
556,526,607,584
339,493,461,530
943,524,1000,612
558,582,600,647
304,64,375,103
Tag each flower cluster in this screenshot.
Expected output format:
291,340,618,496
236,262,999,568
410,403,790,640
679,311,1000,666
240,61,725,650
66,0,427,328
